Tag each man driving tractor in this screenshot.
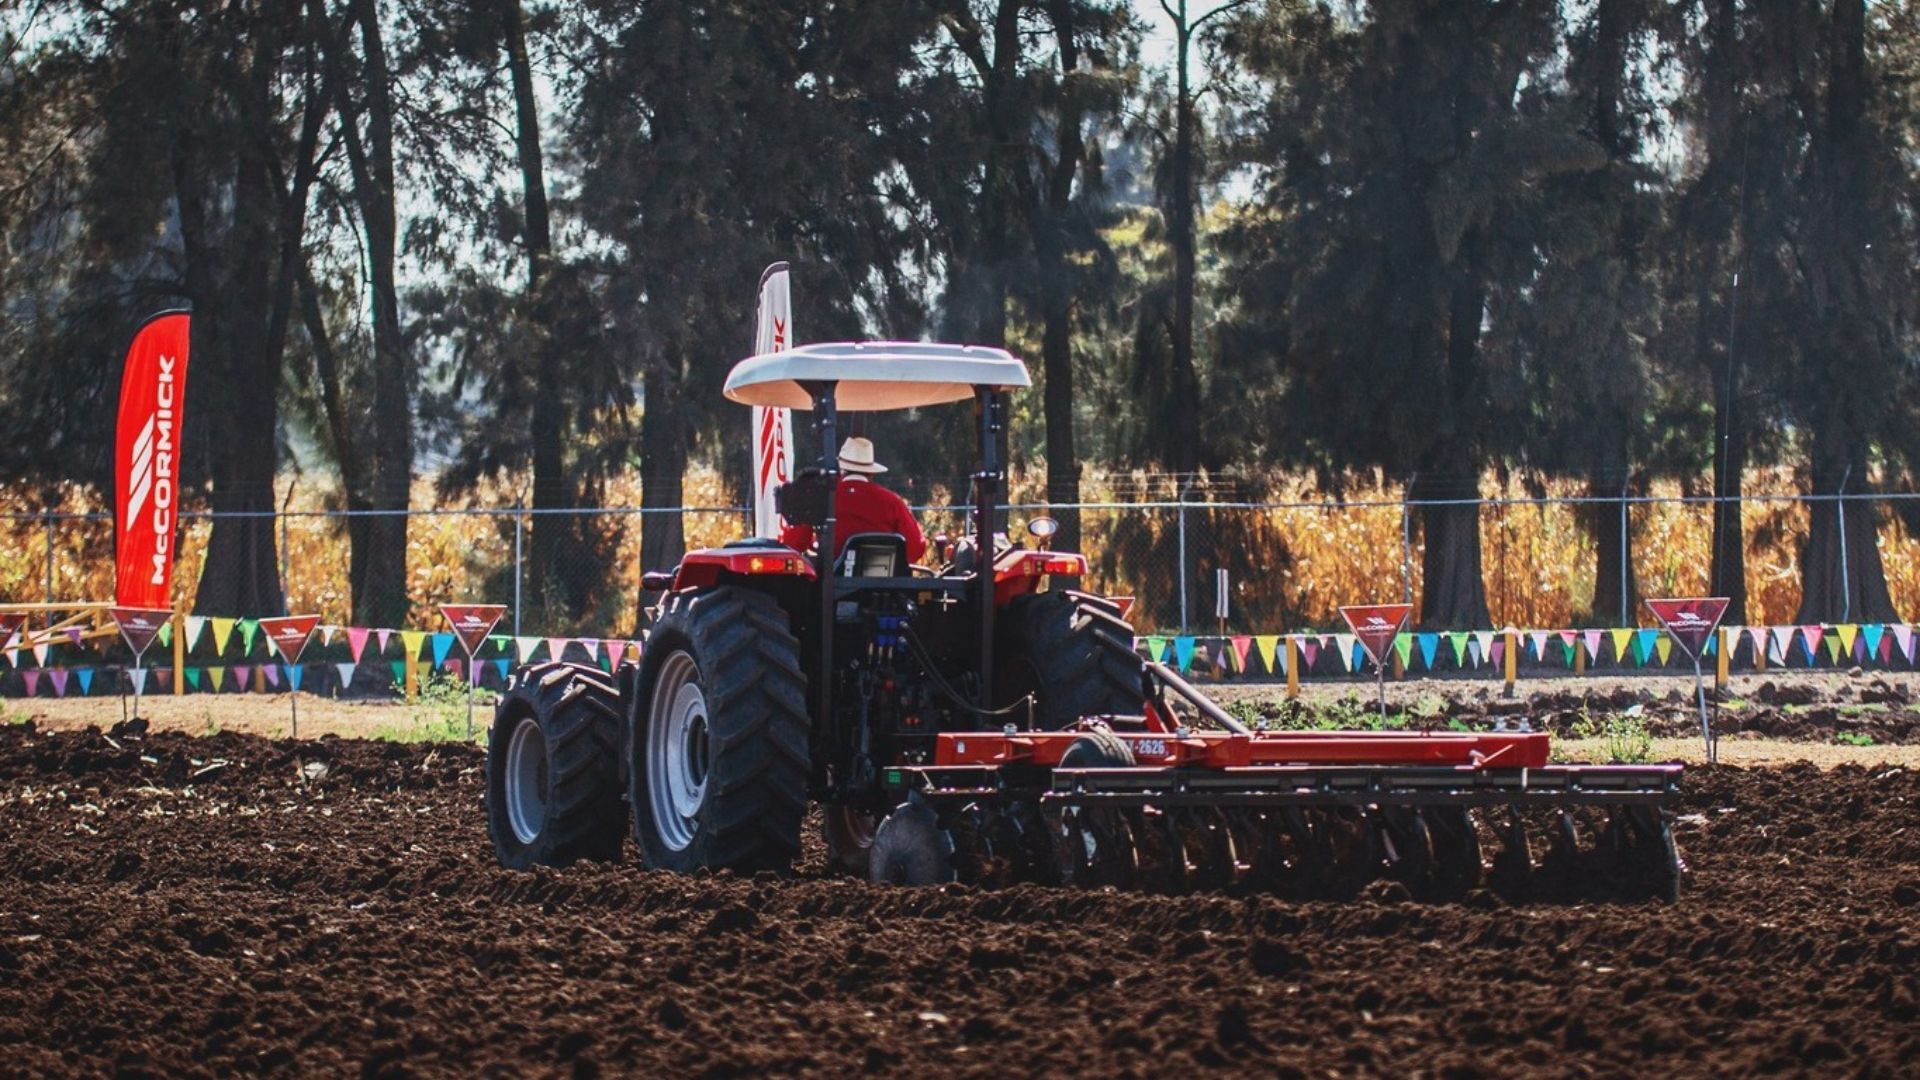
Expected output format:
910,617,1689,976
778,436,927,563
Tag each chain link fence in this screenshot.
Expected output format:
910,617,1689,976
4,493,1918,635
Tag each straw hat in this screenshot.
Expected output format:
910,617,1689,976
838,437,888,474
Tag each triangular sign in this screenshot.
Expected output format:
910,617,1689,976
1644,597,1730,660
1338,604,1413,669
441,604,507,656
110,607,172,659
259,615,322,665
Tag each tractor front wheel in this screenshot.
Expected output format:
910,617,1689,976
486,662,625,870
630,587,810,874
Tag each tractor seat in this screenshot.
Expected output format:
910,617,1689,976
838,532,908,577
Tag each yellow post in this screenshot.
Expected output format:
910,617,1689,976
1573,638,1586,676
1285,636,1300,699
1391,640,1405,681
172,611,185,695
1715,627,1730,690
405,654,418,700
1753,628,1766,672
1503,628,1518,698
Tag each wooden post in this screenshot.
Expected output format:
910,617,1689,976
1715,627,1730,689
1503,628,1518,698
1753,628,1766,672
1391,639,1405,681
1285,636,1300,699
172,611,185,695
1573,638,1586,676
405,653,418,700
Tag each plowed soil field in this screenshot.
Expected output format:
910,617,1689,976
1,722,1915,1078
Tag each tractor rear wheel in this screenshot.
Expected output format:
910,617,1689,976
487,662,625,870
630,587,810,875
994,593,1143,729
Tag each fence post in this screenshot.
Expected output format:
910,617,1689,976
43,511,54,613
1836,468,1851,624
1176,484,1190,633
513,501,526,636
1619,485,1630,626
1400,495,1413,607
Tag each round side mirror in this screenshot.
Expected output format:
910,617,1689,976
1026,516,1059,539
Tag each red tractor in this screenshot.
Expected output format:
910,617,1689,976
486,343,1683,901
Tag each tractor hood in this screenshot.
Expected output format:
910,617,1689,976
723,342,1031,411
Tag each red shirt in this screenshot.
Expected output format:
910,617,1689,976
779,475,928,563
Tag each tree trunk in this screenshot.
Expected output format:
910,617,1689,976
1411,469,1491,631
297,258,374,621
331,0,413,626
1795,0,1897,625
1587,470,1634,626
1700,0,1747,623
1039,0,1084,552
639,366,687,583
1796,433,1895,624
503,0,572,624
190,9,291,618
1164,14,1203,475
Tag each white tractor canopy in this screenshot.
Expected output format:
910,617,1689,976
723,341,1031,411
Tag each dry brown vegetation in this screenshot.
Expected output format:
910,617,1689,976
5,470,1917,633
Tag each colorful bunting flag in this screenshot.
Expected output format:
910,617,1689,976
335,662,358,689
1417,633,1439,670
284,664,304,692
262,665,280,689
1173,637,1196,672
128,668,147,695
1528,630,1549,660
430,633,456,667
1254,635,1280,675
1894,625,1915,663
1654,635,1673,665
1836,624,1859,658
375,628,393,654
493,659,511,682
156,623,172,648
516,637,541,663
207,667,226,691
1634,628,1659,666
1300,638,1320,669
232,664,252,690
1490,639,1505,668
183,615,207,650
1393,633,1414,671
77,669,95,695
320,624,337,647
207,617,235,656
184,667,201,691
1823,634,1843,665
1861,624,1885,662
1448,632,1471,667
237,619,260,655
48,669,68,697
400,630,427,660
347,627,371,663
21,670,39,695
546,638,570,663
446,659,464,682
389,661,406,686
1473,630,1496,667
1582,630,1603,664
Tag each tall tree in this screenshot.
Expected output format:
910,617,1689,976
1788,0,1914,622
1220,0,1591,628
311,0,414,625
